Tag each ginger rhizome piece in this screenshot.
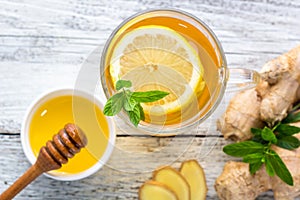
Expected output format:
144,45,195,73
180,160,207,200
215,45,300,199
139,180,178,200
138,160,207,200
153,166,190,200
215,131,300,200
217,45,300,141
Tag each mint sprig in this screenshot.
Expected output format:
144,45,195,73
103,79,169,127
223,107,300,186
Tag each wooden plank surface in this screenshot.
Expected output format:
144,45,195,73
1,135,276,200
0,0,300,199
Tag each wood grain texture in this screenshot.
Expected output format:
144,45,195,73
0,0,300,133
0,135,277,200
0,0,300,199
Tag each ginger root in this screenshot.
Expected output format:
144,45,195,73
215,131,300,200
259,46,300,125
139,180,178,200
153,166,190,200
138,160,207,200
180,160,208,200
216,88,264,141
215,45,300,199
217,45,300,141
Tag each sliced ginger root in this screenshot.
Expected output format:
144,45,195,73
139,180,178,200
217,45,300,141
180,160,207,200
153,166,190,200
138,160,208,200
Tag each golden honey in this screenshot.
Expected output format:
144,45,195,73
29,95,110,174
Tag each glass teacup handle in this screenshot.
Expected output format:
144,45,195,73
223,68,262,92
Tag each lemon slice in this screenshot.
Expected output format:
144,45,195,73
109,25,205,116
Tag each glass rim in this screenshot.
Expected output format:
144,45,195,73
100,8,228,134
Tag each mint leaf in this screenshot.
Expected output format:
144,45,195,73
116,79,132,90
251,128,266,144
224,112,299,186
137,104,145,121
275,124,300,136
242,153,264,164
110,92,125,115
127,105,141,127
249,161,263,174
266,150,293,186
282,112,300,123
291,102,300,112
103,79,168,127
124,95,137,111
103,98,114,116
265,156,275,176
103,92,124,116
261,127,277,143
276,136,300,150
272,122,281,131
131,91,169,103
251,128,262,136
252,134,266,144
223,141,265,157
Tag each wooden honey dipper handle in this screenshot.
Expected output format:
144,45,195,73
0,123,87,200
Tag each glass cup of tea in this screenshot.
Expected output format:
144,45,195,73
100,9,261,135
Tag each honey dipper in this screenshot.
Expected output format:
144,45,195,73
0,123,88,200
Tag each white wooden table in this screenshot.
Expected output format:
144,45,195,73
1,0,300,199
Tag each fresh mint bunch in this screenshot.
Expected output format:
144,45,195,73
103,79,169,127
223,107,300,186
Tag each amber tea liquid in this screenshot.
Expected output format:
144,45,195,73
103,10,223,127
